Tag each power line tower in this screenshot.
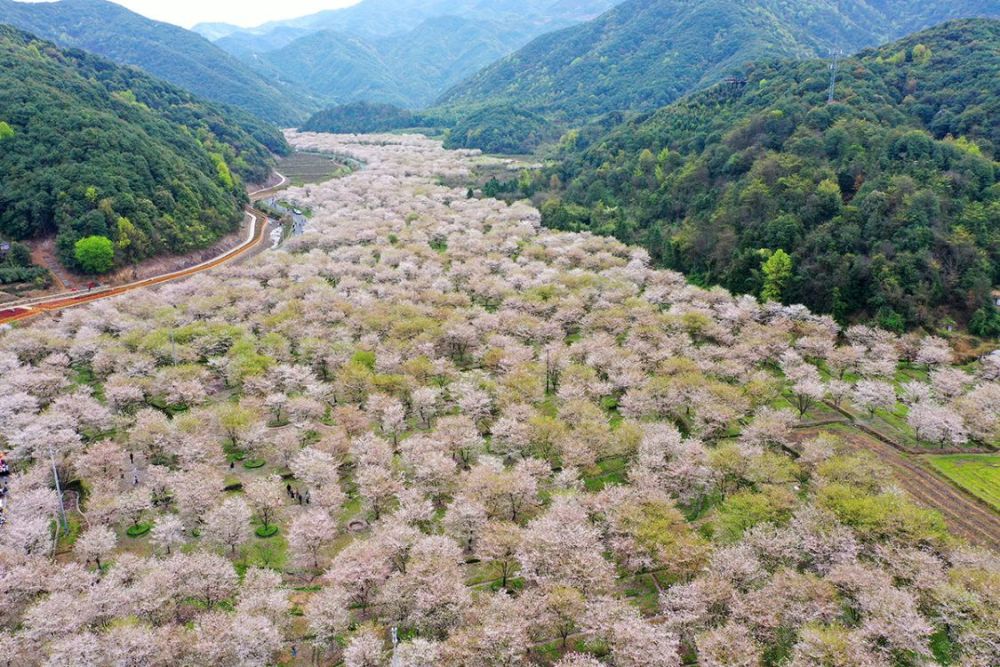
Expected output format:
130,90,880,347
828,49,843,103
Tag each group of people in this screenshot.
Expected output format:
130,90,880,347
286,483,309,506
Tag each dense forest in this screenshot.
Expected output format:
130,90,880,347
301,103,420,134
0,0,310,124
0,26,285,273
444,105,559,155
543,19,1000,332
438,0,999,125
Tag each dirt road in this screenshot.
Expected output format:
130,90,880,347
801,427,1000,550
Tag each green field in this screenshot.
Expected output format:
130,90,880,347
927,455,1000,511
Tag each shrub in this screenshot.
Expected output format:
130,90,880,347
74,236,115,274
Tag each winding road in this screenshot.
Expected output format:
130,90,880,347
0,174,286,326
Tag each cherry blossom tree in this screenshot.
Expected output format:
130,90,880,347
305,585,352,657
324,538,392,616
0,131,992,664
395,638,443,667
288,508,338,571
172,551,238,608
344,625,388,667
75,525,117,570
851,380,896,417
150,514,186,555
411,386,440,427
584,598,681,667
356,463,402,520
477,521,522,590
203,497,252,555
916,336,952,368
442,495,488,553
517,497,614,593
696,622,761,667
907,401,968,447
117,488,153,531
244,475,286,533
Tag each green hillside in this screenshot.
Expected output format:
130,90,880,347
543,19,1000,331
0,0,310,124
0,26,283,273
438,0,999,123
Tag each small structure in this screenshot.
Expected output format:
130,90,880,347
993,289,1000,307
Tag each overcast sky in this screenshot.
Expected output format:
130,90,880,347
19,0,361,28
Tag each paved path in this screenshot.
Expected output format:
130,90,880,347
0,175,287,326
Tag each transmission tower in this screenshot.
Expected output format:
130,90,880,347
828,49,843,103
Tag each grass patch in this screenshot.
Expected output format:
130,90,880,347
243,459,266,469
929,626,955,665
126,523,152,538
927,455,1000,511
255,525,279,538
582,457,628,492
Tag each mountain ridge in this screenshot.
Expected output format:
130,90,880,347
438,0,1000,122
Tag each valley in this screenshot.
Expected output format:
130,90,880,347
0,1,997,665
1,130,998,665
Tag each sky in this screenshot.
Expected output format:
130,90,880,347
18,0,361,28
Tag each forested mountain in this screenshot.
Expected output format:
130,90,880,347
0,0,310,123
214,0,621,53
256,16,531,109
543,19,1000,332
439,0,1000,122
213,0,621,110
0,26,285,273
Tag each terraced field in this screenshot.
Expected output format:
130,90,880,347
276,150,352,186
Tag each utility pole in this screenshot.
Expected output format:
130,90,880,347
390,627,400,667
49,446,68,536
828,49,842,103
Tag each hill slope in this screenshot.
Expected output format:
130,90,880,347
439,0,1000,122
0,26,282,273
544,19,1000,331
0,0,309,123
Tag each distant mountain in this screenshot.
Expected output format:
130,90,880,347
214,0,622,109
0,25,285,272
544,18,1000,329
258,16,533,109
439,0,1000,122
0,0,311,123
218,0,620,47
190,22,242,42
